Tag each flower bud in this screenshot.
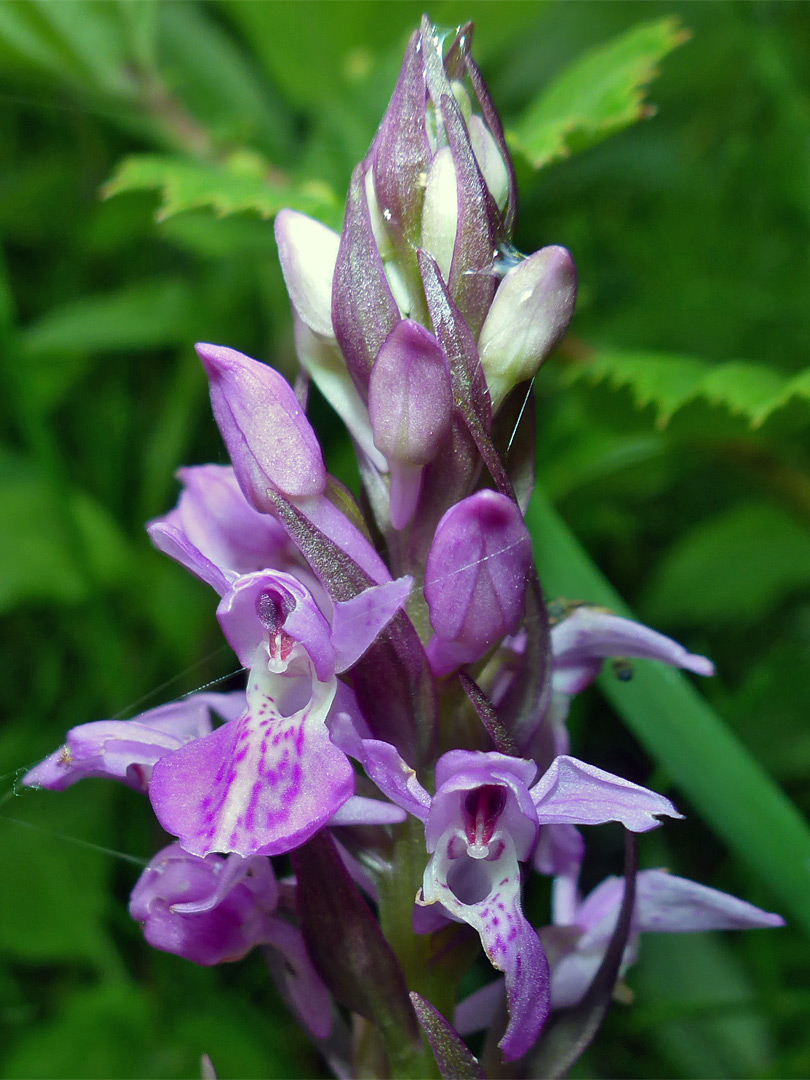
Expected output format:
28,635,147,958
275,209,340,339
421,146,458,282
369,320,453,528
424,490,533,674
478,246,577,411
197,343,327,504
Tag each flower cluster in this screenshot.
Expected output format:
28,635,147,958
26,19,782,1075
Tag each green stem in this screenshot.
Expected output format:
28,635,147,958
377,817,445,1079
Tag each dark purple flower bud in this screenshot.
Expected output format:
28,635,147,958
331,165,400,398
369,320,453,528
424,491,532,675
197,343,327,504
368,30,432,243
478,246,577,411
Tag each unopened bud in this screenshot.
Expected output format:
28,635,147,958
478,246,577,410
424,490,532,674
369,320,453,528
275,209,340,339
197,343,326,504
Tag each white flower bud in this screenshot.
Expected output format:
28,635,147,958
478,245,577,411
420,146,458,281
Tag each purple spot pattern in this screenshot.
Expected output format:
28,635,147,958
149,651,354,858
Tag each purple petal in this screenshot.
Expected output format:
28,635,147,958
23,693,242,793
275,209,340,338
531,755,683,832
129,843,281,966
369,320,453,468
551,609,715,697
428,752,538,862
216,571,335,679
197,343,326,504
533,823,585,878
329,710,431,821
147,465,298,594
425,491,532,675
328,795,406,826
261,917,333,1039
627,870,783,934
148,521,229,594
421,831,549,1060
330,576,413,672
149,656,353,857
453,978,505,1037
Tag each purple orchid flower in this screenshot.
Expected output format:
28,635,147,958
455,868,784,1034
130,842,332,1038
330,716,681,1061
149,569,412,858
493,605,715,760
23,692,245,793
546,867,785,1009
550,605,714,697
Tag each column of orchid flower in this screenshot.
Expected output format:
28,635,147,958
25,19,782,1079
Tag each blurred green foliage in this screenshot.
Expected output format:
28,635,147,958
1,2,809,1077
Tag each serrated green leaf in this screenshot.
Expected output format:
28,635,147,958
509,17,689,170
566,347,810,429
641,501,810,627
527,488,810,939
103,152,340,227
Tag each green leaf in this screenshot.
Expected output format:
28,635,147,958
641,501,810,627
0,0,137,97
566,347,810,428
103,152,340,227
632,933,776,1077
510,17,689,170
527,488,810,939
23,279,194,351
0,777,122,969
20,278,198,409
0,449,131,613
157,1,292,156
